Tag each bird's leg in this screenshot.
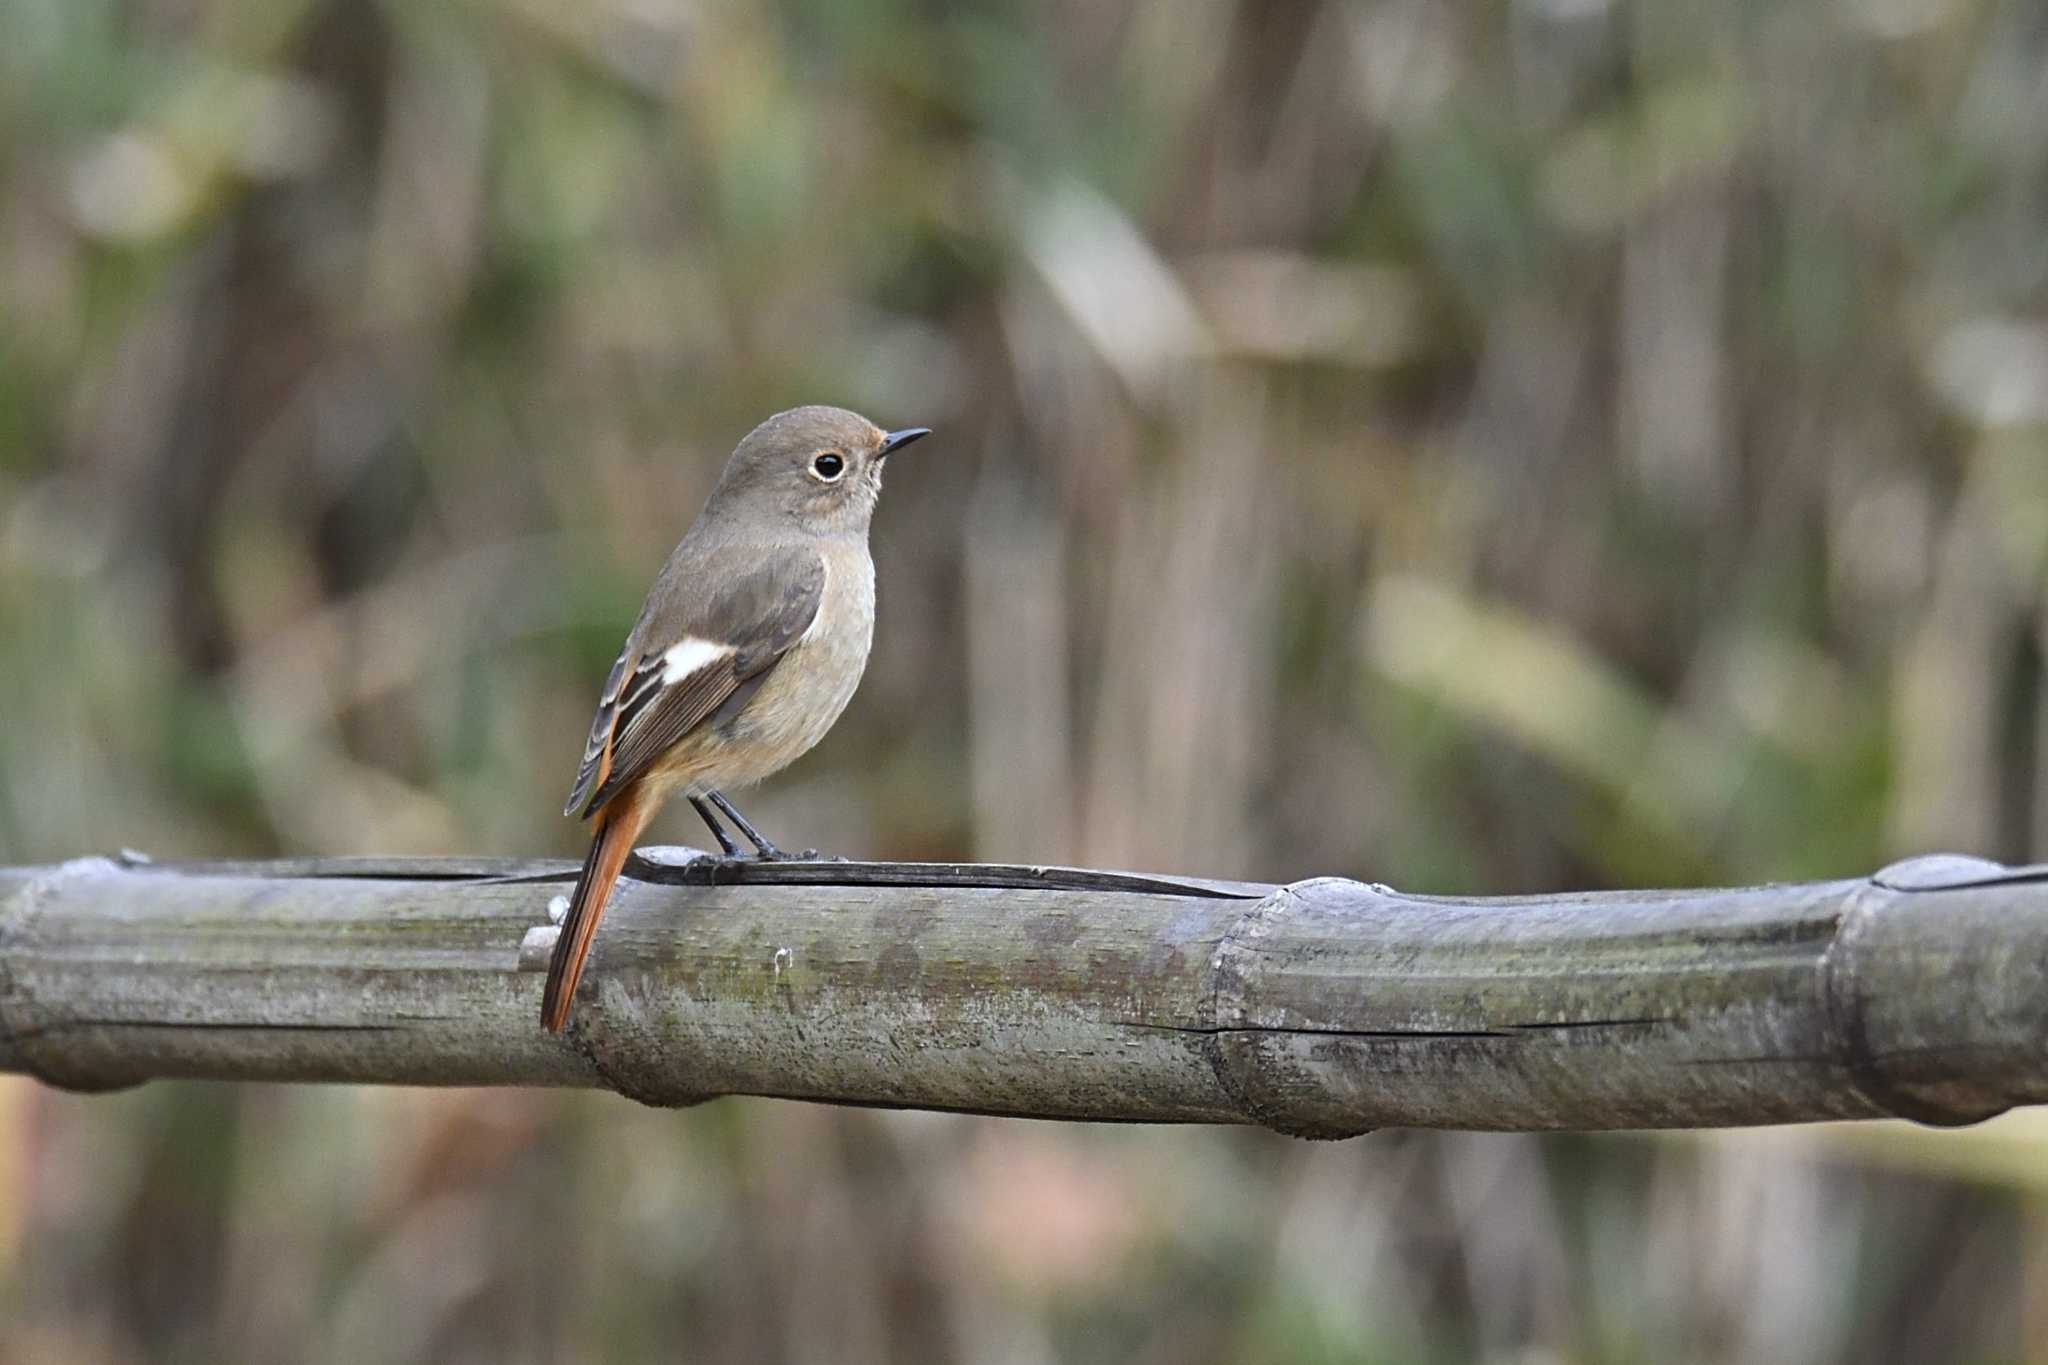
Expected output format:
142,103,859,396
705,790,816,861
689,796,742,858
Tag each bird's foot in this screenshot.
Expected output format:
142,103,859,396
748,843,819,862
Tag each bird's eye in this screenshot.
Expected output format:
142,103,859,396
811,452,846,481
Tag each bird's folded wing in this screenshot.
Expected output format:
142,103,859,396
564,546,826,818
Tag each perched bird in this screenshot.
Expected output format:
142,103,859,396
542,406,931,1031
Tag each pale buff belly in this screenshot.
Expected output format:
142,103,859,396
644,548,875,798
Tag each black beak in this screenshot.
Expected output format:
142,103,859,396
879,427,932,457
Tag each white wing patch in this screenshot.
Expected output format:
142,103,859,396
797,558,830,646
661,637,735,683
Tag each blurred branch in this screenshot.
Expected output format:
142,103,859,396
2,851,2045,1137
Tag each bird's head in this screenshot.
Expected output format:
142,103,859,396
708,405,931,537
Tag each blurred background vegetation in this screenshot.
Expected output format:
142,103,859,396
4,0,2048,1359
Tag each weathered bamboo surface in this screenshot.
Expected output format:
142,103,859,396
2,849,2045,1137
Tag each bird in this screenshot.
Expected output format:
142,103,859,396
541,405,931,1032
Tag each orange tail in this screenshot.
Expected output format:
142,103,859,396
542,785,654,1032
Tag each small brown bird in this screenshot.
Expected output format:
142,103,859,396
541,406,930,1032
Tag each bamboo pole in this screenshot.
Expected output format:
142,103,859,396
2,849,2044,1137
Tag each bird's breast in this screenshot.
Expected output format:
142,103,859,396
701,545,875,789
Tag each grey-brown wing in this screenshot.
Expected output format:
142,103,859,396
564,548,825,819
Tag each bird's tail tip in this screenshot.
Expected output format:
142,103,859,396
540,790,647,1032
